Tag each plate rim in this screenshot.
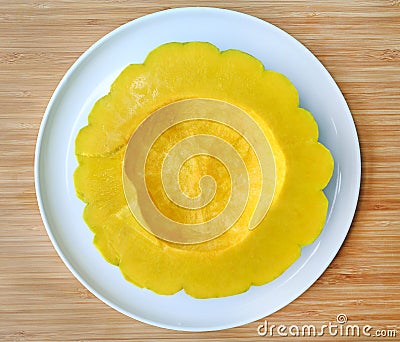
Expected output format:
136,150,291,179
34,6,361,332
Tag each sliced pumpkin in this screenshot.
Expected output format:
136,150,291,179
74,42,333,298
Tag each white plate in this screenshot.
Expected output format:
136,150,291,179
35,7,361,332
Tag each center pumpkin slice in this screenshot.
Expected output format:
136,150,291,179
74,42,333,298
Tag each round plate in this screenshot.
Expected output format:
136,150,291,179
35,7,361,332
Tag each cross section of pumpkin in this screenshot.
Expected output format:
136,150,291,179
74,42,333,298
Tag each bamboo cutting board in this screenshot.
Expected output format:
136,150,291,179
1,1,399,341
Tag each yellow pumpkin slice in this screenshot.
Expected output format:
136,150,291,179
74,42,333,298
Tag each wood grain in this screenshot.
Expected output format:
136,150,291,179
0,1,399,341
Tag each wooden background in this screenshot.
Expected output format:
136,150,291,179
1,1,399,341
